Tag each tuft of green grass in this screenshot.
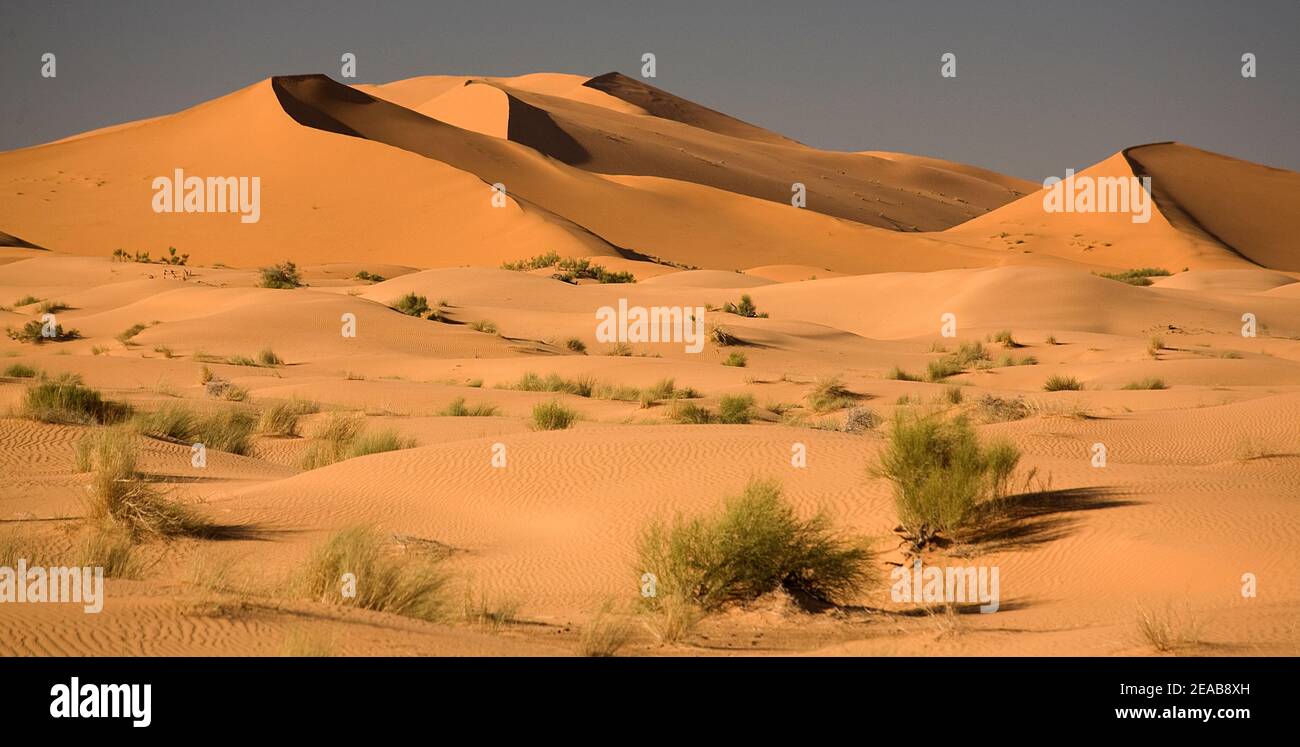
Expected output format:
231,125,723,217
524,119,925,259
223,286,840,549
36,300,71,314
1147,334,1166,358
1043,374,1083,392
671,401,713,424
506,371,596,397
531,400,578,430
989,329,1023,348
438,397,499,417
195,409,257,455
873,411,1020,542
259,261,302,289
12,295,43,307
606,341,633,356
717,394,754,424
637,478,874,612
806,375,856,412
348,429,416,458
722,352,747,367
886,365,922,382
354,270,385,283
564,337,587,354
22,374,130,424
3,363,40,378
116,323,149,345
722,294,767,318
1122,377,1168,391
133,402,199,441
1095,268,1171,286
77,427,212,539
469,319,497,334
79,529,140,578
258,401,303,436
257,347,283,366
578,603,634,657
7,319,80,344
943,385,964,405
391,292,430,317
300,526,448,621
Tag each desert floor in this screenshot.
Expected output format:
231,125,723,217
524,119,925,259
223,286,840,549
2,249,1298,656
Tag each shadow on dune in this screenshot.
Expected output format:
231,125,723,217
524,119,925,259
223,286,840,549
957,486,1137,554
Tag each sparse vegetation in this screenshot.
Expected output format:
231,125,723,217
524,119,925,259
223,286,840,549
469,319,497,334
874,411,1020,544
1147,334,1166,358
531,400,578,430
717,394,754,424
116,323,149,345
1096,267,1172,286
438,397,499,417
36,300,71,314
258,401,303,436
564,337,587,354
723,352,747,367
391,292,430,317
7,319,80,344
2,363,39,378
974,394,1031,423
77,427,211,539
22,374,129,424
578,603,634,656
989,329,1023,348
1122,377,1168,390
301,526,448,621
1136,601,1202,652
886,365,922,382
1043,374,1083,392
722,294,768,318
259,261,302,289
637,478,874,613
257,347,282,366
354,270,385,283
806,375,856,412
670,401,713,424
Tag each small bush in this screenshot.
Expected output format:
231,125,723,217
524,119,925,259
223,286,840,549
195,410,257,455
717,394,754,424
2,363,39,378
637,478,874,611
259,261,302,289
301,413,363,469
577,603,634,657
606,342,633,356
348,429,416,459
807,376,856,412
1043,375,1083,392
301,527,448,621
7,319,80,344
36,300,71,314
391,292,430,317
886,365,922,382
531,400,578,430
1147,335,1166,358
974,395,1031,423
257,347,283,366
134,403,198,441
722,294,767,318
671,402,713,424
990,329,1022,348
78,427,210,539
1096,268,1171,286
943,386,964,405
258,401,303,436
1122,377,1168,391
116,323,148,345
841,407,879,434
723,352,747,367
565,338,587,354
354,270,385,283
438,397,498,417
874,411,1020,541
79,529,139,579
469,319,497,334
22,374,129,424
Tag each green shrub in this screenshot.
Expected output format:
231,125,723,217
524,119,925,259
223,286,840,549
257,347,283,366
469,319,497,334
438,397,499,417
717,394,754,424
22,374,129,424
1043,375,1083,391
1122,377,1168,390
531,400,578,430
77,427,211,539
195,410,257,455
874,411,1020,541
391,292,430,317
886,365,922,382
806,376,856,412
1095,268,1171,286
671,402,713,424
259,261,302,289
637,478,874,611
2,363,39,378
116,323,148,345
723,352,747,367
300,526,447,621
565,338,587,354
258,401,303,436
7,319,80,344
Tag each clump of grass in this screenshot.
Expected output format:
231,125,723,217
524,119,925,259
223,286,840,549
1096,267,1171,286
2,362,39,378
578,603,634,657
194,409,257,455
12,295,42,307
717,394,754,424
354,270,385,283
153,345,174,358
974,394,1031,423
1122,377,1168,391
1147,334,1166,358
886,365,922,382
722,294,768,318
438,397,498,417
226,355,257,367
36,300,71,314
989,330,1023,348
841,407,879,434
723,352,747,367
565,337,587,354
259,261,302,289
349,429,416,458
199,365,215,384
926,341,990,382
77,427,211,539
22,374,129,424
1136,601,1202,652
469,319,497,334
806,375,856,412
79,529,139,578
531,400,578,430
258,401,303,436
7,319,80,343
671,401,713,424
257,347,283,366
606,341,633,356
1044,335,1059,346
637,478,874,612
116,323,149,345
1043,374,1083,392
391,292,430,317
300,526,448,621
505,371,595,397
994,354,1037,367
942,385,964,405
133,402,198,441
709,326,741,347
874,411,1020,544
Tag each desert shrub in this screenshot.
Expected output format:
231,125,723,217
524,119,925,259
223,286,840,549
637,478,874,611
989,329,1022,348
717,394,754,424
1147,334,1165,358
722,294,767,318
259,261,302,289
258,401,303,436
1136,601,1202,652
886,365,922,382
671,402,713,424
77,427,210,539
508,371,595,397
577,603,634,657
565,338,587,354
438,397,499,417
1043,374,1083,391
469,319,497,334
874,411,1020,541
942,386,964,405
606,342,633,356
22,374,129,424
12,295,42,307
302,413,363,469
195,409,257,455
974,394,1031,423
2,363,39,378
354,270,385,283
531,400,578,430
36,300,71,314
116,323,148,345
153,345,175,358
226,355,258,367
133,402,198,441
806,376,856,412
79,529,139,578
7,319,80,343
710,326,741,347
1044,335,1059,345
841,407,879,434
723,352,747,367
1122,377,1168,390
391,292,430,317
500,251,562,271
257,347,283,366
348,429,416,458
1095,268,1171,286
301,527,448,621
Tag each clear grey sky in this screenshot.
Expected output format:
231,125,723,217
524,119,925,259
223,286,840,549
3,0,1297,180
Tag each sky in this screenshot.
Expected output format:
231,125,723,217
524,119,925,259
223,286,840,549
3,0,1298,181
